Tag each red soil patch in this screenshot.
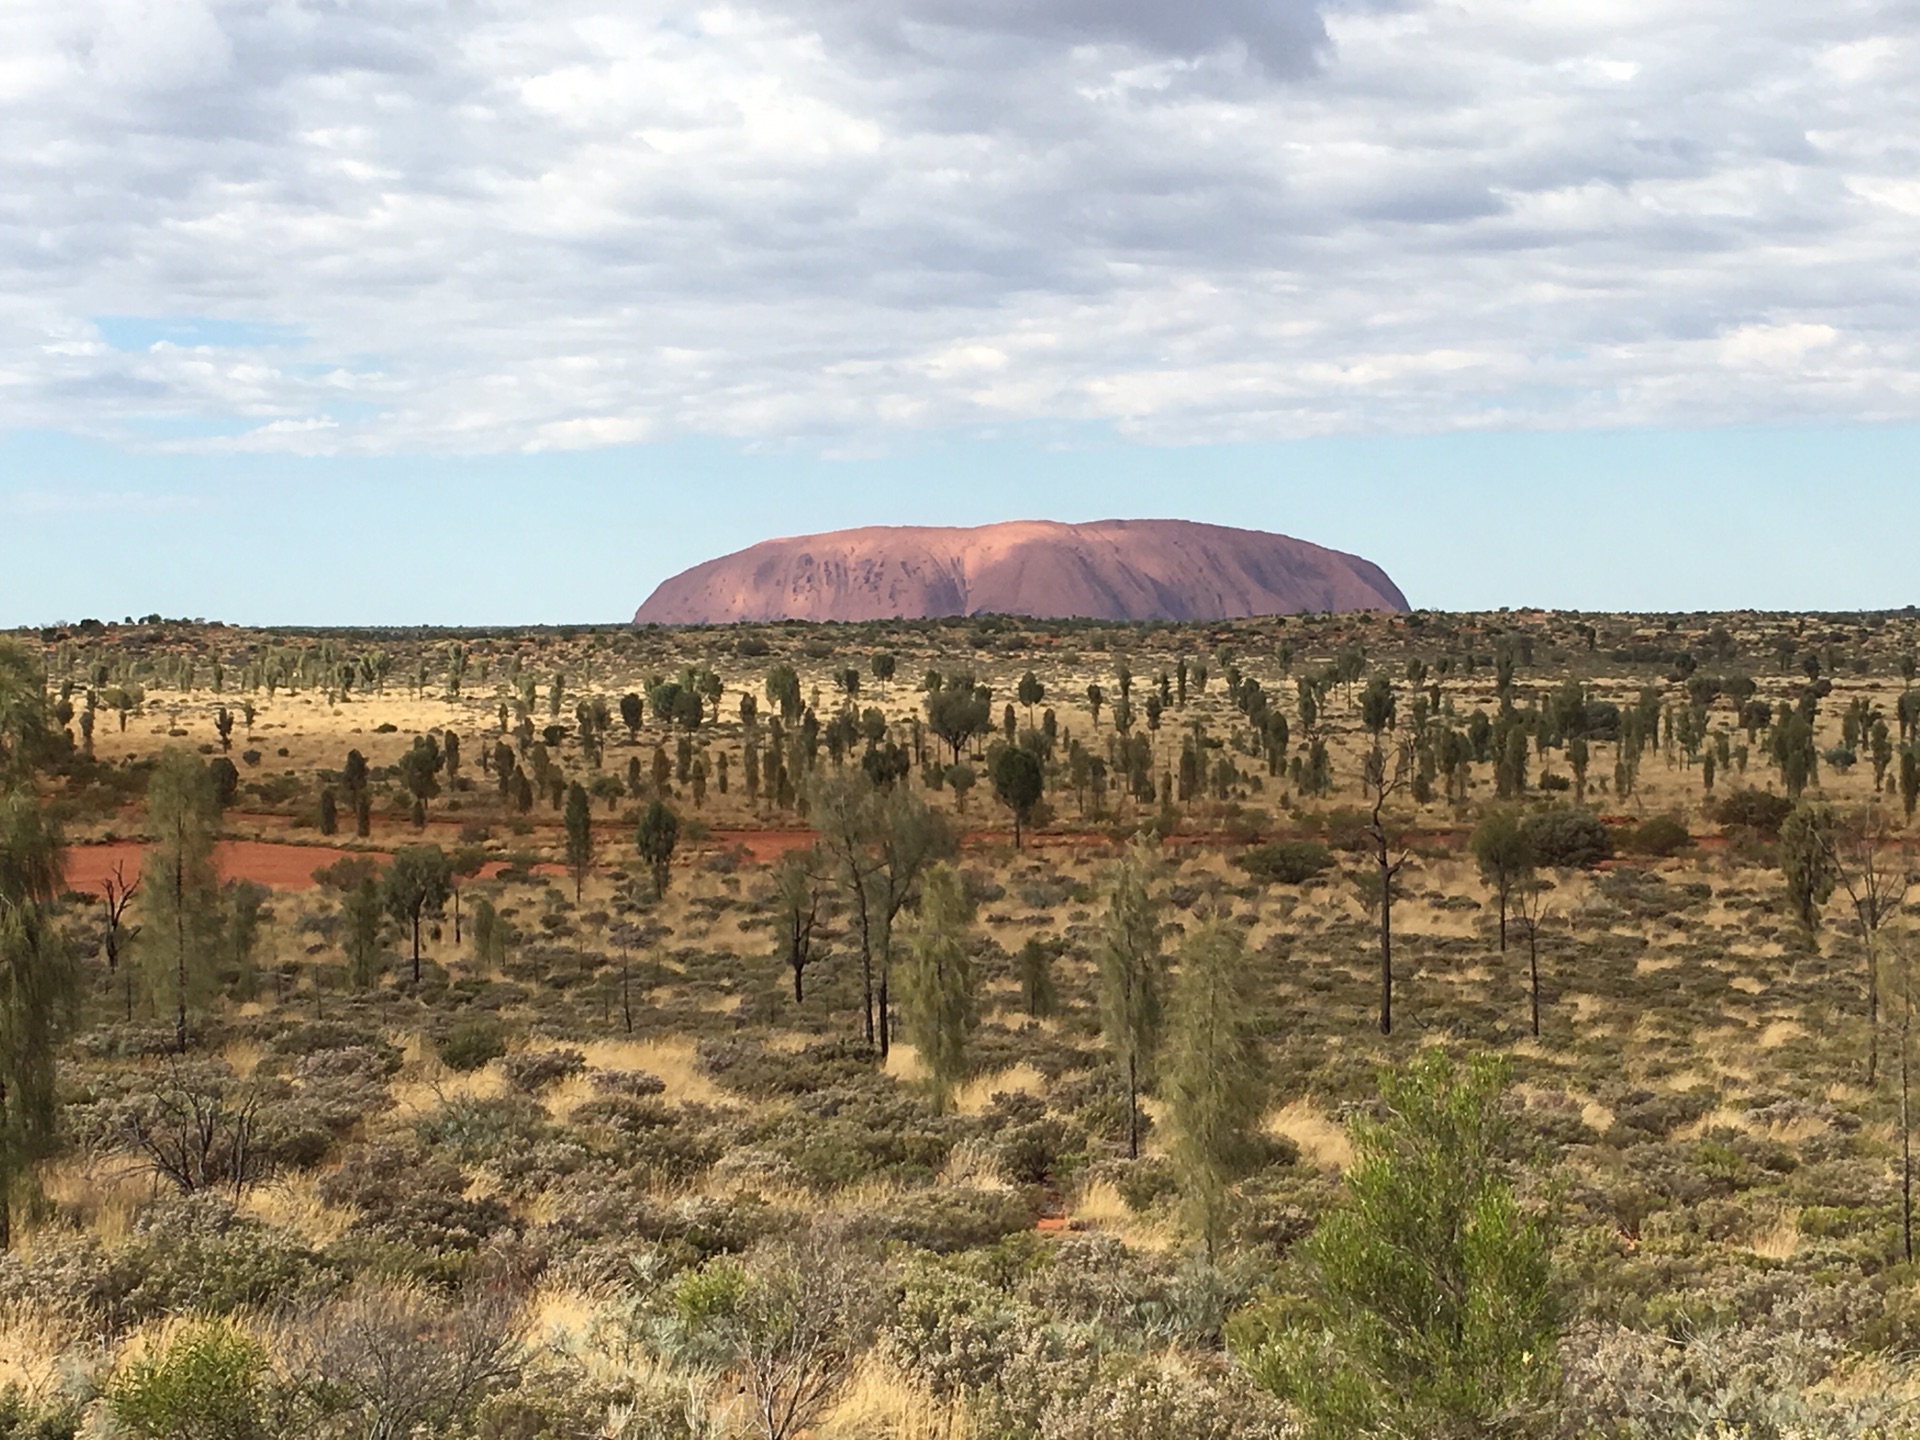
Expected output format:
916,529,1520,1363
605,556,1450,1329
63,840,388,896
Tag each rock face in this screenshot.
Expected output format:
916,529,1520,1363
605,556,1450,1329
634,519,1408,624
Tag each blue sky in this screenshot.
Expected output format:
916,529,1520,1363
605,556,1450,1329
4,421,1910,625
3,0,1918,624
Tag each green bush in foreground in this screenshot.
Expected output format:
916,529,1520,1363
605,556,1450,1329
1231,1051,1559,1439
108,1322,273,1440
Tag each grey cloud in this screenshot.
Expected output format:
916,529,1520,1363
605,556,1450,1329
2,0,1919,453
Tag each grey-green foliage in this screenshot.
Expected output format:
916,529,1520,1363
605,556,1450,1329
141,749,224,1052
1097,837,1164,1160
897,863,977,1114
1233,1050,1558,1440
1164,917,1267,1257
0,791,76,1252
1779,801,1839,935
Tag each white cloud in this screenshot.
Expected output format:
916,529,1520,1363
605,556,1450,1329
1,0,1918,454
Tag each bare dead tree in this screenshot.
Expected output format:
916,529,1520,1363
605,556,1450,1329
736,1238,884,1440
774,847,831,1003
1364,741,1413,1035
100,862,139,975
284,1284,524,1440
120,1058,266,1199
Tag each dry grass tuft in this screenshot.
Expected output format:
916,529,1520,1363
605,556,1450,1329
1070,1178,1176,1252
821,1359,971,1440
1267,1099,1353,1171
239,1171,358,1247
0,1300,83,1396
954,1064,1046,1115
576,1037,730,1107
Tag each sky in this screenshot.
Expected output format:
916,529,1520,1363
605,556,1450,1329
3,0,1918,624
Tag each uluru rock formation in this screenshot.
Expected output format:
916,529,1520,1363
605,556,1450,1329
634,519,1408,624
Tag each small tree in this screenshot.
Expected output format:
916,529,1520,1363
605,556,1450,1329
396,735,443,826
1779,801,1839,936
773,847,828,1003
1098,837,1164,1158
1469,807,1535,952
896,863,976,1114
1165,916,1267,1257
563,781,593,903
1017,671,1045,726
383,844,451,985
1233,1051,1559,1438
1016,935,1057,1019
637,799,679,899
990,744,1044,849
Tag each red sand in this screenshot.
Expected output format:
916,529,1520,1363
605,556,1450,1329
63,840,384,895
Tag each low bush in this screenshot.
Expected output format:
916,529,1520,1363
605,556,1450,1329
1523,808,1613,868
438,1016,507,1071
1237,841,1334,885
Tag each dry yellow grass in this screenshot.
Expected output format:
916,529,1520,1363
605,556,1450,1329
239,1171,357,1247
28,1157,148,1251
953,1063,1046,1115
885,1043,928,1086
0,1300,82,1397
1759,1019,1806,1048
1265,1099,1353,1171
575,1037,730,1107
821,1359,971,1440
1070,1178,1177,1252
1750,1212,1802,1261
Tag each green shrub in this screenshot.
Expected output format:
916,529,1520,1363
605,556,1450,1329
108,1323,272,1440
0,1385,80,1440
1236,841,1334,885
438,1016,507,1071
1522,808,1613,868
1625,815,1692,858
1714,788,1794,837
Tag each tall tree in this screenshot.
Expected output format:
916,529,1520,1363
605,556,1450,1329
1365,742,1413,1035
142,750,222,1052
810,770,954,1055
896,863,977,1114
0,788,76,1250
1779,801,1839,936
1097,837,1164,1159
1165,916,1267,1257
563,781,593,903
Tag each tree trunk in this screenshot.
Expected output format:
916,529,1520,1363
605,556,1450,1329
1528,928,1541,1038
622,960,633,1035
412,913,423,985
174,849,188,1054
1379,874,1393,1036
1904,962,1913,1264
878,974,891,1058
1126,1054,1140,1160
1498,890,1508,952
1868,925,1880,1087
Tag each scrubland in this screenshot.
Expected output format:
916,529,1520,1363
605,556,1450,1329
3,607,1920,1438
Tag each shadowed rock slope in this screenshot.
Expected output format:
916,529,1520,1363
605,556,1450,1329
634,519,1408,624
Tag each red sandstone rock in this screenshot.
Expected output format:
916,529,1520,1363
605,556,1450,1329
635,519,1407,624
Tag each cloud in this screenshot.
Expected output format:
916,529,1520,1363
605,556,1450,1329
1,0,1917,455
